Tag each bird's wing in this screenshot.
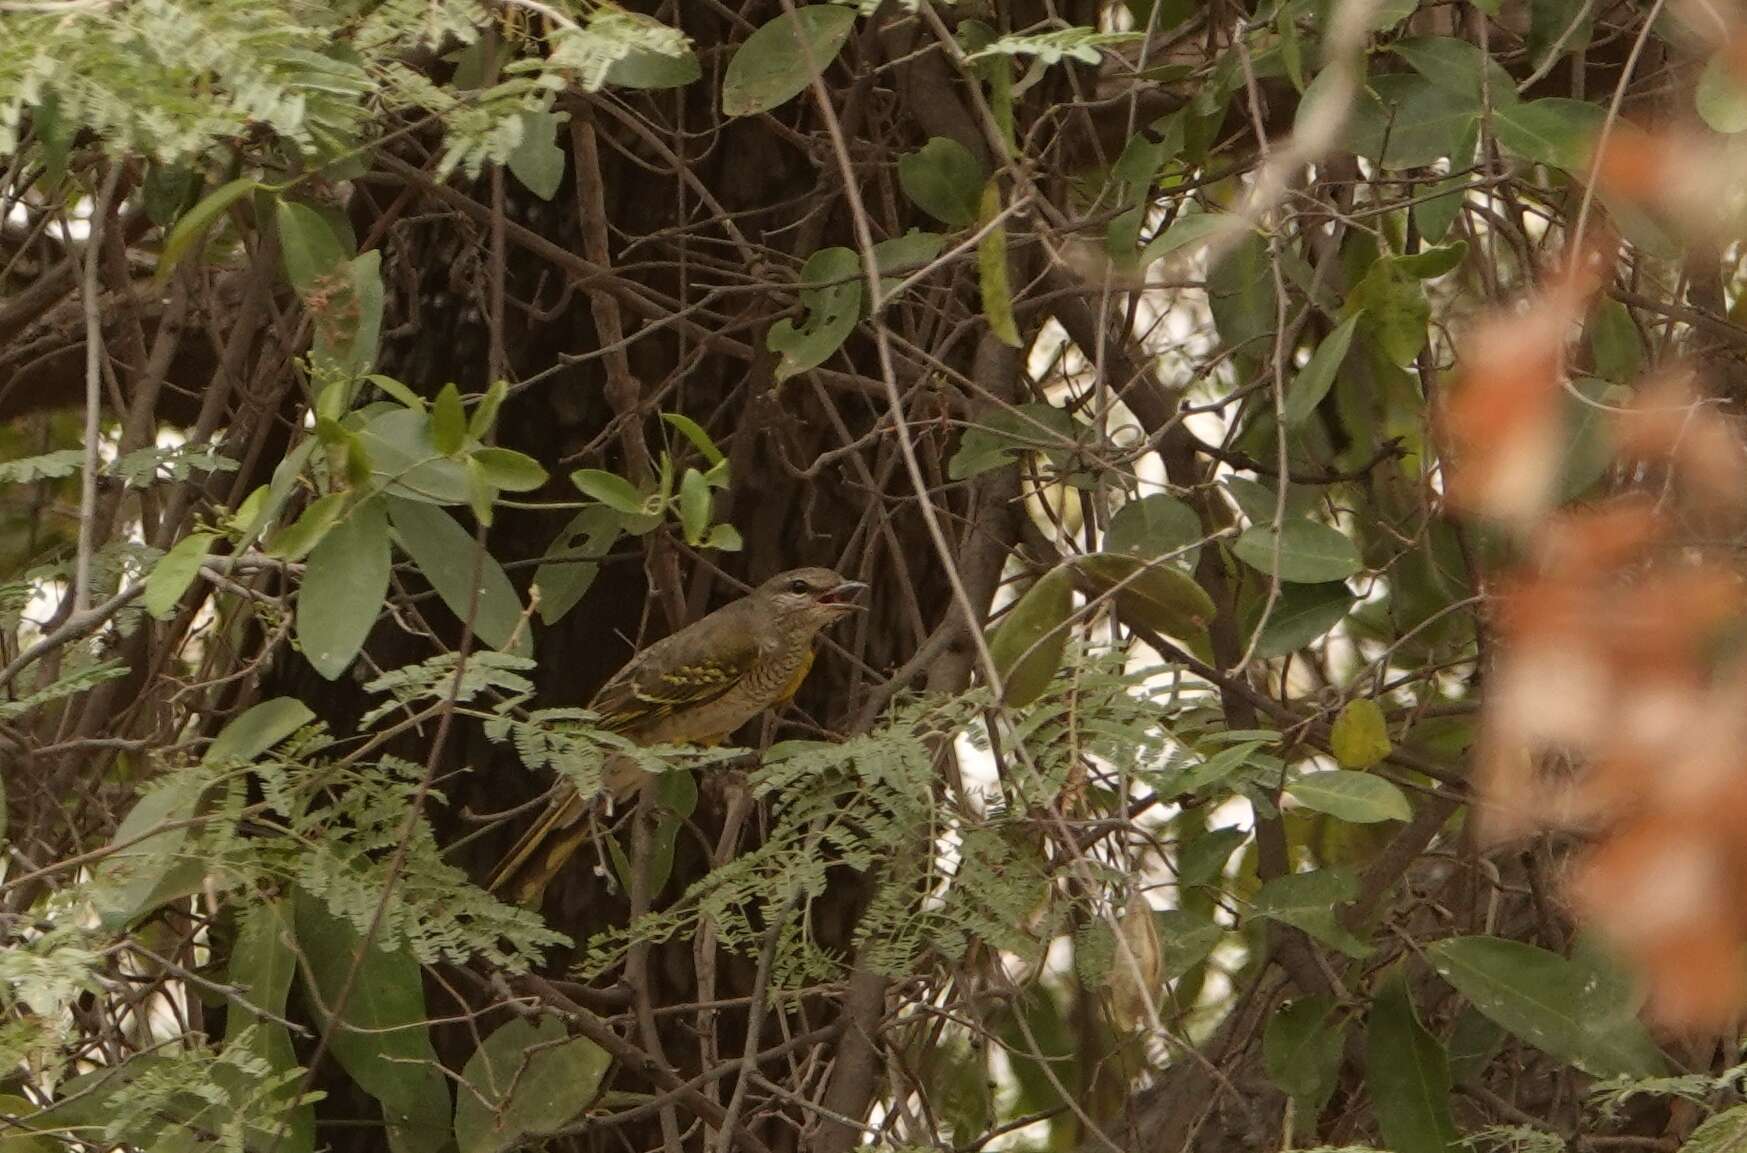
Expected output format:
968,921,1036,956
590,613,765,734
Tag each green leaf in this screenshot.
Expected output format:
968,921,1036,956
1492,98,1603,170
1698,51,1747,133
143,531,218,619
1232,520,1362,583
604,40,702,90
569,468,650,516
1287,769,1410,823
1395,241,1468,279
1588,298,1644,383
143,163,196,228
677,468,712,544
1209,232,1279,358
661,411,725,466
948,402,1078,480
977,181,1022,348
1368,971,1460,1153
206,698,316,764
470,447,548,493
469,380,507,438
872,229,947,300
226,901,314,1153
721,6,856,116
1265,996,1345,1119
704,523,743,551
1682,1104,1747,1153
1347,72,1477,168
276,200,348,295
1141,211,1234,264
454,1017,610,1153
266,491,349,562
769,246,863,380
387,498,531,657
508,110,568,200
1330,699,1393,769
356,407,470,504
1252,868,1371,957
1347,255,1432,365
1416,137,1476,246
532,507,621,625
293,890,450,1153
1177,825,1248,888
1106,493,1202,568
298,495,391,680
156,178,260,283
1424,936,1665,1078
431,383,466,456
1075,553,1215,642
898,137,985,227
1391,36,1518,106
1157,909,1225,977
1284,313,1361,427
987,566,1075,707
91,772,207,929
1242,581,1355,657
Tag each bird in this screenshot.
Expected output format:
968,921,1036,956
486,566,867,906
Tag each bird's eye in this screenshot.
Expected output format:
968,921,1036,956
789,578,810,594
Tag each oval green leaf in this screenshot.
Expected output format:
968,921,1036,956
143,531,218,620
1367,971,1460,1153
721,7,856,117
1284,313,1361,427
1286,769,1411,823
1424,936,1665,1078
455,1017,610,1153
898,137,985,227
298,495,391,680
988,565,1075,707
1232,520,1363,583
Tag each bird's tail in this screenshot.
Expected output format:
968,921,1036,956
485,756,646,906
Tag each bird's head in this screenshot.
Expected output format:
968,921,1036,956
758,567,867,629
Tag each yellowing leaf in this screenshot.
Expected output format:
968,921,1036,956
1330,698,1392,769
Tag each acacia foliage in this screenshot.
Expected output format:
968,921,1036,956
5,1,1747,1152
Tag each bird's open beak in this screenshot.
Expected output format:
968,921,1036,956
819,580,868,610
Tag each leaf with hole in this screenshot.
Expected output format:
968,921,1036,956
532,507,622,625
770,246,863,380
721,6,856,116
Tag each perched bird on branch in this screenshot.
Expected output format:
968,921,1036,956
486,567,867,906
